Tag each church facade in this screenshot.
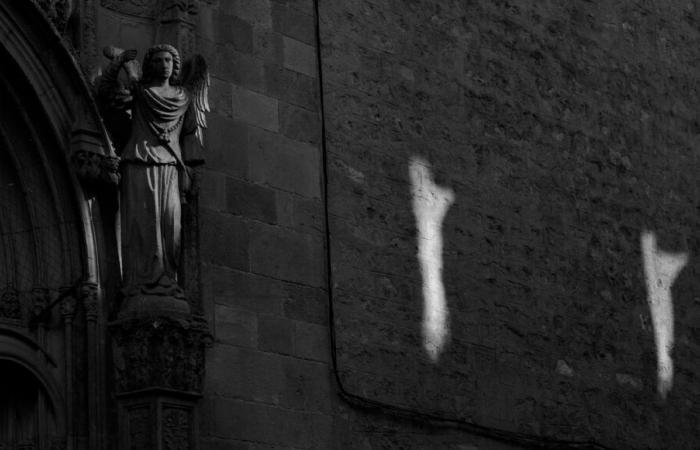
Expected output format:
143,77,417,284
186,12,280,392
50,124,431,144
1,1,700,449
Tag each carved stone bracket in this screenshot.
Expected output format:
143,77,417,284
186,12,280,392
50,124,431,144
111,313,210,449
101,0,159,18
79,281,99,322
35,0,74,32
31,288,52,324
0,286,21,322
70,96,120,188
60,294,77,322
111,314,211,394
71,145,120,187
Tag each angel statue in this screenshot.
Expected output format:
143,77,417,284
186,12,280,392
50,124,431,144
98,44,209,314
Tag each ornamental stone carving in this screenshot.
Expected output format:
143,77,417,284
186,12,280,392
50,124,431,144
35,0,73,32
101,0,159,18
111,315,210,393
0,287,21,321
162,407,191,450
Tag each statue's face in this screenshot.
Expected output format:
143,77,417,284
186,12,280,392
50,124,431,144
150,51,174,80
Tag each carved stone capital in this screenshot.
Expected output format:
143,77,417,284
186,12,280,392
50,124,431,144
35,0,74,32
60,295,77,321
71,149,121,187
78,281,99,322
70,111,119,187
110,315,211,394
161,0,199,25
31,288,51,321
101,0,159,18
0,286,21,322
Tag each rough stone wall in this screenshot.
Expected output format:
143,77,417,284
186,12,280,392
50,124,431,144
322,0,700,448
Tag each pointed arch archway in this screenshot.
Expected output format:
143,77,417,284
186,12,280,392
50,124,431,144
0,2,118,449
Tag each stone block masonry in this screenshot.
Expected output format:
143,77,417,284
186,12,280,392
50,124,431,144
197,1,340,448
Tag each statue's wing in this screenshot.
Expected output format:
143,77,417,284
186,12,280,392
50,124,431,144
181,54,210,146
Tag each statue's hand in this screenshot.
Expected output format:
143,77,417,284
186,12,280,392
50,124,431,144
119,49,138,64
123,59,141,82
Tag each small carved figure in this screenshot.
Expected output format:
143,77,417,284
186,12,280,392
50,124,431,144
98,44,208,312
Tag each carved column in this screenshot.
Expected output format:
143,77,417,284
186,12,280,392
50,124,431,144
110,315,209,449
80,282,103,450
60,292,76,450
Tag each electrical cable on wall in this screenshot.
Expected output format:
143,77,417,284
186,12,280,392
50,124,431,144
312,1,609,448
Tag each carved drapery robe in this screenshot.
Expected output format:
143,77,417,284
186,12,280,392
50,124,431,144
120,85,197,298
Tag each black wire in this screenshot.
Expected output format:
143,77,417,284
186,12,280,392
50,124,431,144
312,1,610,448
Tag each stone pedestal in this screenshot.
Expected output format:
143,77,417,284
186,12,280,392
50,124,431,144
119,293,191,318
110,313,210,450
117,389,200,450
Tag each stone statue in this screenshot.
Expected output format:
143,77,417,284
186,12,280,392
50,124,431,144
98,44,209,315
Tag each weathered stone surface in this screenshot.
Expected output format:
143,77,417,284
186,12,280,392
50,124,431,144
272,1,315,44
248,221,325,287
216,14,254,54
282,284,328,325
206,114,248,178
275,191,324,235
212,46,266,91
258,314,295,354
207,263,287,306
293,321,329,362
211,397,332,447
225,176,278,223
206,345,285,402
322,0,700,447
253,29,284,63
199,169,227,211
247,127,321,198
232,85,279,131
221,0,273,29
282,36,316,77
278,101,320,145
264,63,318,111
209,76,233,118
215,304,258,348
200,210,250,271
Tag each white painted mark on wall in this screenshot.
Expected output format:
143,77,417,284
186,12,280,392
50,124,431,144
640,231,688,399
409,157,455,362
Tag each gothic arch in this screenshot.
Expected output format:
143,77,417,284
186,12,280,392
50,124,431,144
0,2,116,449
0,1,117,288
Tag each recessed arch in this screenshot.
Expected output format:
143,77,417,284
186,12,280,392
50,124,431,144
0,3,116,449
0,357,63,448
0,1,118,290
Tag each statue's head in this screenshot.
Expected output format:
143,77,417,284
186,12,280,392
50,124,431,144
142,44,181,83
